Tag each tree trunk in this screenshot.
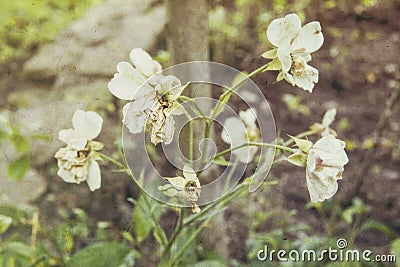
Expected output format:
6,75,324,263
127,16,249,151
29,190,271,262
166,0,230,262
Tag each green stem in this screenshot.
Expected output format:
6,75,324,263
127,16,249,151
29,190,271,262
98,153,125,169
209,142,293,163
142,193,168,248
167,213,217,267
161,208,185,262
189,120,194,162
210,63,270,119
199,120,212,168
183,182,247,227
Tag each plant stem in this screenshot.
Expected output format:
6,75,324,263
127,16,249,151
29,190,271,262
161,208,185,262
344,84,400,204
98,153,125,169
167,212,217,267
183,182,247,227
210,63,270,119
209,142,293,163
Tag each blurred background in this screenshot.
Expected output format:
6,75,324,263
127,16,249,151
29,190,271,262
0,0,399,266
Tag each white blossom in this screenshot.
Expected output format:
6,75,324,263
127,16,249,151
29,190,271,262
161,166,201,213
108,48,186,145
265,13,324,92
221,108,260,163
55,110,103,191
310,108,338,137
306,135,349,202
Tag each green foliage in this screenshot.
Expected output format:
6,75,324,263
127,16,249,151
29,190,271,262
132,194,164,244
7,155,31,181
0,214,13,234
0,0,98,64
342,198,371,225
282,94,311,116
66,242,132,267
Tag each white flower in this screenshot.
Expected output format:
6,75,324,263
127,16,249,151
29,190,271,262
162,166,201,213
310,108,338,137
265,13,324,92
108,48,186,145
306,135,349,203
55,110,103,191
221,108,260,163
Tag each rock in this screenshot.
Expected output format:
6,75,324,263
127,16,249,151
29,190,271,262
4,0,166,206
23,0,166,78
0,164,46,206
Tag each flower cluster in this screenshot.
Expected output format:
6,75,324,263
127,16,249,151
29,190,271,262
55,110,103,191
108,48,185,145
263,13,324,92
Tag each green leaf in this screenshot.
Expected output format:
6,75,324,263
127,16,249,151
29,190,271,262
56,224,74,254
0,214,13,234
361,220,394,239
287,153,307,167
0,120,12,143
214,156,231,166
390,238,400,267
7,155,30,181
193,260,226,267
132,194,163,243
264,58,282,71
261,48,277,59
10,130,29,153
67,242,131,267
289,135,313,153
5,242,36,259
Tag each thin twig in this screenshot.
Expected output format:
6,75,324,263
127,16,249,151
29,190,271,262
344,85,400,205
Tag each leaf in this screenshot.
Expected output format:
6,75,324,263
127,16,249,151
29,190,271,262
193,260,226,267
261,48,277,59
0,120,12,143
214,156,231,166
67,242,131,267
5,242,36,259
361,220,394,238
132,194,163,243
289,135,313,153
390,238,400,267
7,155,30,181
264,58,282,71
10,130,29,153
287,153,307,167
0,214,13,234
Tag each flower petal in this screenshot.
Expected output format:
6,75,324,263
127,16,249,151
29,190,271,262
277,37,292,72
266,13,301,47
58,128,76,144
239,108,257,128
322,108,337,127
221,117,247,146
87,159,101,191
57,168,76,184
123,103,148,134
292,64,319,92
72,110,103,140
108,62,146,100
183,166,197,181
165,176,186,189
292,21,324,53
129,48,162,77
